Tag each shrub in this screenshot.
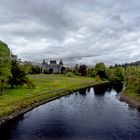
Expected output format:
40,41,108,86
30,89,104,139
26,80,35,89
95,75,101,81
66,72,73,77
43,69,50,74
90,71,96,77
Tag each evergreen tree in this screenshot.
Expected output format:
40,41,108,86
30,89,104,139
8,57,27,88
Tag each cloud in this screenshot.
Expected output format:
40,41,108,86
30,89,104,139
0,0,140,65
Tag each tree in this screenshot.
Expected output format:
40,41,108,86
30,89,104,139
88,67,96,77
114,67,124,81
95,63,106,78
8,57,28,88
79,65,87,76
0,41,11,93
105,68,116,82
22,61,33,74
61,66,66,74
30,65,42,74
105,67,124,82
73,64,79,74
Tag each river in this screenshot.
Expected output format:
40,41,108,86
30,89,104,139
0,83,140,140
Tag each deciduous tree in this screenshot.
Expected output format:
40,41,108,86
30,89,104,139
95,63,106,78
0,41,11,93
79,65,87,76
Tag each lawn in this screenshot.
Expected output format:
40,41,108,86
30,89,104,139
0,74,107,122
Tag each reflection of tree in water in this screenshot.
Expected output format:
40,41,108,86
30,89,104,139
78,88,87,96
112,83,123,93
94,84,109,96
0,115,24,140
87,88,90,93
94,83,123,95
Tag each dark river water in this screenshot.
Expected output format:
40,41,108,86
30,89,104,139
0,83,140,140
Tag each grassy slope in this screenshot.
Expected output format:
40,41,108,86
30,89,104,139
0,74,107,119
124,89,140,102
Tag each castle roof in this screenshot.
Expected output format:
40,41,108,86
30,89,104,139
50,60,57,65
42,59,63,67
42,59,45,65
59,59,63,65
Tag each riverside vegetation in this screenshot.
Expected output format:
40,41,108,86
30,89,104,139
0,40,140,123
124,67,140,102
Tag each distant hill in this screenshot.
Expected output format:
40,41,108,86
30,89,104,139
111,60,140,68
22,61,42,66
31,62,42,66
131,61,140,66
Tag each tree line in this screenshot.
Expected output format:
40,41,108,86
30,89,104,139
70,63,124,82
0,40,140,97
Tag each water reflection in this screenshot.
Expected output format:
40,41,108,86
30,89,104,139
94,84,109,96
87,87,91,92
0,83,140,140
78,88,87,96
0,115,24,140
93,83,123,95
112,83,124,93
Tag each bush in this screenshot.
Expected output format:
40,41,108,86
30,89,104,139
90,71,96,77
26,80,35,89
95,75,101,81
66,72,73,77
30,65,42,74
73,71,81,76
43,69,50,74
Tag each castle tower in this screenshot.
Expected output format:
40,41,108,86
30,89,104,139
59,59,63,73
42,59,46,66
59,59,63,66
42,59,46,73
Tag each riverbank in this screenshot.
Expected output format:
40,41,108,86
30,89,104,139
0,74,108,125
119,92,140,110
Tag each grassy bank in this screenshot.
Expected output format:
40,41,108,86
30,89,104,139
123,67,140,103
119,84,140,110
120,91,140,110
0,74,107,124
124,89,140,103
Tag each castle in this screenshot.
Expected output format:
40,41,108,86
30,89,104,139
42,59,64,73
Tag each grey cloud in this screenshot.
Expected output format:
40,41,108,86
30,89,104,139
0,0,140,65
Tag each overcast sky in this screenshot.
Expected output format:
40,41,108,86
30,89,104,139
0,0,140,65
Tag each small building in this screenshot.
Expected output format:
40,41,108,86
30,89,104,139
42,59,64,73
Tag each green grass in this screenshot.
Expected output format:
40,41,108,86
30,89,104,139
124,89,140,102
0,74,107,120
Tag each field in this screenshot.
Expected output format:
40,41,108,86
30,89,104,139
0,74,107,122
